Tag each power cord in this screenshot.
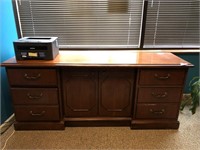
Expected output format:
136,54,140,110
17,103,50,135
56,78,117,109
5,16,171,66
1,130,15,150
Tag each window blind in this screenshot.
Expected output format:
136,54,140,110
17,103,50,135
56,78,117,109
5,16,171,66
14,0,144,49
144,0,200,48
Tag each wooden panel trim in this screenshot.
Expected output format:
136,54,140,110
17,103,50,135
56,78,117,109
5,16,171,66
14,121,65,130
64,117,131,127
131,120,179,129
65,117,131,121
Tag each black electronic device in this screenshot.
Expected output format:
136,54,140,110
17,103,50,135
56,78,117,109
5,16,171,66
13,37,59,60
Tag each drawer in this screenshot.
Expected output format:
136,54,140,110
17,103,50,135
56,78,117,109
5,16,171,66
136,103,179,119
7,69,57,86
14,106,60,121
137,87,182,103
139,69,186,85
11,88,58,105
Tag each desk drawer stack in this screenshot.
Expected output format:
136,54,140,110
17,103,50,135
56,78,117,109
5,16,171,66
132,68,188,129
7,68,64,130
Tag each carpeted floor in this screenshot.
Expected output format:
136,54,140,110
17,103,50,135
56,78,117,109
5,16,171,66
1,106,200,150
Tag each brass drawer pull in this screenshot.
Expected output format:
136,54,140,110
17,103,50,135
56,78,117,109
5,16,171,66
24,73,41,80
107,109,123,112
73,109,89,112
151,92,168,98
149,109,165,115
27,93,43,99
70,74,95,78
154,73,170,80
30,111,45,116
71,75,89,77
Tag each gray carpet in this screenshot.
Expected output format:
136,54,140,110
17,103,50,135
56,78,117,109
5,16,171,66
1,107,200,150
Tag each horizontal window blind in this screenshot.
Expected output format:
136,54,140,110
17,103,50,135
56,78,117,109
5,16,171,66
15,0,144,49
144,0,200,48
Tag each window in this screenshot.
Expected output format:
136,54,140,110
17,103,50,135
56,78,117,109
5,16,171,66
13,0,200,49
14,0,144,49
144,0,200,48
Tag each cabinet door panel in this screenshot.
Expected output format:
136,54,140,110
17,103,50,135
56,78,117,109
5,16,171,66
62,70,98,117
99,70,134,117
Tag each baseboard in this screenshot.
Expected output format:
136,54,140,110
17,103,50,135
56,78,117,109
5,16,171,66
0,114,15,134
131,120,180,129
14,121,65,130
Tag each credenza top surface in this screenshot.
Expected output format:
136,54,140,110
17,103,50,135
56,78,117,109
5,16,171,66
1,50,193,67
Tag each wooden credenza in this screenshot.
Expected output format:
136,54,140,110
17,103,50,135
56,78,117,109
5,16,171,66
1,51,193,130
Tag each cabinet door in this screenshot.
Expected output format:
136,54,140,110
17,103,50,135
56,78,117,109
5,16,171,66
62,69,98,117
99,69,134,117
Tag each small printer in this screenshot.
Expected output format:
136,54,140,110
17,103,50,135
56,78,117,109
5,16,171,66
13,37,59,60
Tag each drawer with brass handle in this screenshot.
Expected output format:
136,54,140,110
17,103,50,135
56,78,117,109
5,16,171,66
136,103,179,119
14,106,60,121
137,87,182,103
11,88,58,105
7,68,57,86
138,69,186,85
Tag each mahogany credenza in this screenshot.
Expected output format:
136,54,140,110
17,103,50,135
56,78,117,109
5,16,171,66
1,51,193,130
